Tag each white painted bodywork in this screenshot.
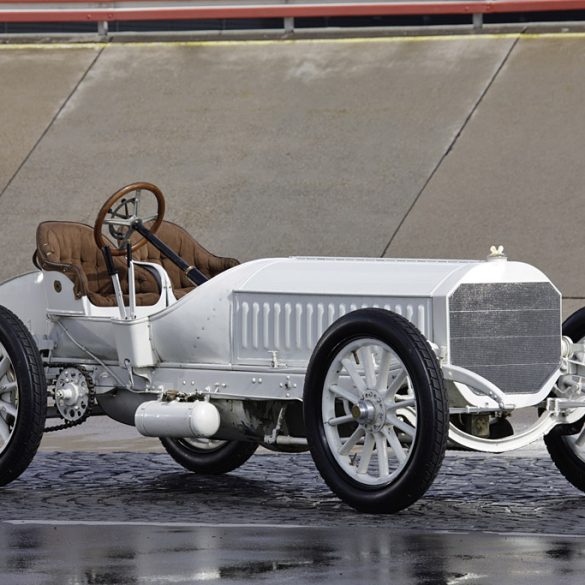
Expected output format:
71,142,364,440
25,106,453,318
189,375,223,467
0,256,542,363
0,255,559,403
0,253,576,453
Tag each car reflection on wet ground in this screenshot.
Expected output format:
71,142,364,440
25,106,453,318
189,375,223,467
2,522,585,585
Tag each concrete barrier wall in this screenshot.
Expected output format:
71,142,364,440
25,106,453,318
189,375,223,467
1,35,584,316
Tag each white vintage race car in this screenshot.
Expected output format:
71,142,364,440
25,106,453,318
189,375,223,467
0,183,584,513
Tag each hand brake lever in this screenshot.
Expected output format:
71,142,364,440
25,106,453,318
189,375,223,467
102,245,127,319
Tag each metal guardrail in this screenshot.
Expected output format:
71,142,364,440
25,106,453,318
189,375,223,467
2,0,585,36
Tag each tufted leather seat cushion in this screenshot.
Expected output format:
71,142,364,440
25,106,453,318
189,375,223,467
35,221,238,307
132,221,239,299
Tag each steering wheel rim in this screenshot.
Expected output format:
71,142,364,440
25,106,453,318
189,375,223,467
94,182,166,256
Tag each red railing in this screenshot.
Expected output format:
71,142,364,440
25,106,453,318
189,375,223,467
1,1,584,26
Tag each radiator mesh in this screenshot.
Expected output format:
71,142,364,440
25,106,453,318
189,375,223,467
449,282,560,394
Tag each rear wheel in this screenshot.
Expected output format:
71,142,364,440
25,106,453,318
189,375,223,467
160,437,258,474
545,307,585,491
0,306,46,486
303,308,448,513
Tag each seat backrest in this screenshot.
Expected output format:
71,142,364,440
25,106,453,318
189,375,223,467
35,220,239,306
35,221,160,306
37,221,117,300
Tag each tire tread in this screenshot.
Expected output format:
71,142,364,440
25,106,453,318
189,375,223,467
160,437,258,475
0,305,46,486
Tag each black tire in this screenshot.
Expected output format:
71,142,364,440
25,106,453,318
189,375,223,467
544,307,585,491
0,305,47,486
160,437,258,474
303,308,448,513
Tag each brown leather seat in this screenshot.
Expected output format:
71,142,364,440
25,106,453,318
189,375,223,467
35,221,238,307
132,221,240,299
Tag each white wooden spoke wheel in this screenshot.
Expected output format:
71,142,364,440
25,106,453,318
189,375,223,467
0,307,46,486
181,438,228,451
304,308,449,513
322,338,418,487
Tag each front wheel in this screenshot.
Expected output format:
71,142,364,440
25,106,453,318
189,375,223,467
303,308,449,513
160,437,258,474
545,307,585,491
0,306,47,486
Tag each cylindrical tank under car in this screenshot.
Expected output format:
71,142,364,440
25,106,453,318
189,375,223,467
134,400,220,438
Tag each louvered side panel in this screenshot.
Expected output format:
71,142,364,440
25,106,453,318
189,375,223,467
233,293,432,365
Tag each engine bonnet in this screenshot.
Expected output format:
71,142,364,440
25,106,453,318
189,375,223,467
232,256,555,298
231,257,561,395
150,254,561,402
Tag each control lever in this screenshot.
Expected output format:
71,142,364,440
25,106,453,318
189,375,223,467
126,243,136,319
102,245,127,319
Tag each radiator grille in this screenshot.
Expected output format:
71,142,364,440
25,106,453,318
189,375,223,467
449,282,561,394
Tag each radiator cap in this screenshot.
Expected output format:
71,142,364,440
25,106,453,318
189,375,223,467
487,245,507,262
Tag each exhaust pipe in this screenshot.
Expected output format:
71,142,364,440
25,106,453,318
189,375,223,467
135,400,221,438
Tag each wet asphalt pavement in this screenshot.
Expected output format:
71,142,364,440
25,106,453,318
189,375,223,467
2,449,585,584
4,523,585,585
4,449,585,531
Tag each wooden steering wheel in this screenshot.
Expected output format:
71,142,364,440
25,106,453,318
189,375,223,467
94,182,166,256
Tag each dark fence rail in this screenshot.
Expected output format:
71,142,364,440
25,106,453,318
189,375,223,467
2,1,585,35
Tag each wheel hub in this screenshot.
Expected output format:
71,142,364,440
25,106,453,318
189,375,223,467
54,368,90,422
351,400,375,424
352,390,386,432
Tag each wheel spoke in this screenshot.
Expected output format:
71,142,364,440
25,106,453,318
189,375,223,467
142,214,159,223
360,347,376,389
0,381,16,396
375,349,393,392
0,418,9,442
357,433,375,474
387,413,416,437
328,384,359,405
387,398,416,412
0,356,11,380
385,369,407,401
327,414,354,427
374,433,389,478
0,401,17,419
339,426,365,456
383,427,407,464
341,358,366,393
